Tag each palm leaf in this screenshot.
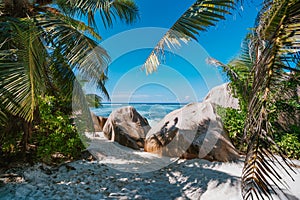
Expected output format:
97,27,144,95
0,18,47,122
45,43,102,135
0,100,8,125
85,93,103,108
35,13,110,98
37,5,103,41
241,0,300,199
206,35,256,112
72,79,96,134
143,0,235,74
57,0,139,29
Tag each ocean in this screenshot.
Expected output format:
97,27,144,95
91,103,185,126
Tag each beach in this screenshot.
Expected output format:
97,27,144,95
1,0,299,199
1,131,299,200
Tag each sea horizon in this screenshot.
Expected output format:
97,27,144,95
100,102,190,105
91,102,191,126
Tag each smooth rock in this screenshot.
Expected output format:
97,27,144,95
144,102,240,162
91,111,107,132
204,83,239,109
103,106,151,149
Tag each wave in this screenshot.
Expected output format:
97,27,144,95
91,103,183,121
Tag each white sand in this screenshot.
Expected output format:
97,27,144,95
0,132,299,200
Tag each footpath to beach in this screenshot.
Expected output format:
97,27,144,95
0,132,299,200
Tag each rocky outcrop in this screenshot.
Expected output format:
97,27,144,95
204,83,239,109
91,111,107,132
103,106,151,150
97,116,108,131
144,102,240,162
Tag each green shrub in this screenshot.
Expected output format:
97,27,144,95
0,114,24,158
217,106,247,152
276,133,300,160
218,106,300,159
33,95,84,163
0,130,22,154
274,126,300,160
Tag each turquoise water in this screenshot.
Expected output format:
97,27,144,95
91,103,185,126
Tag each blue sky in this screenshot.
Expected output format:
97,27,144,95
86,0,262,103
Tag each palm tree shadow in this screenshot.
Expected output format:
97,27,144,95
86,136,300,199
97,157,242,199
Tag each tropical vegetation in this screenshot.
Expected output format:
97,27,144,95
143,0,299,199
0,0,138,162
0,0,299,199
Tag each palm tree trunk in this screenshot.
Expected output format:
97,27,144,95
22,121,32,152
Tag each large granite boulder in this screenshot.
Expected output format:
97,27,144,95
90,112,106,132
144,102,240,162
204,83,239,109
103,106,151,150
98,116,108,131
91,111,107,132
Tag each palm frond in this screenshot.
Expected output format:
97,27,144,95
0,18,47,122
0,101,8,125
242,100,296,199
143,0,235,74
36,14,110,98
45,46,100,135
85,93,103,108
41,5,103,41
58,0,139,29
72,79,96,134
241,0,300,199
206,35,256,112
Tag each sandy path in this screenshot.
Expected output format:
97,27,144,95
0,133,299,200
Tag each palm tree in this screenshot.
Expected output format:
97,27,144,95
237,0,300,199
213,0,300,198
0,0,138,148
143,0,235,73
143,0,299,199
